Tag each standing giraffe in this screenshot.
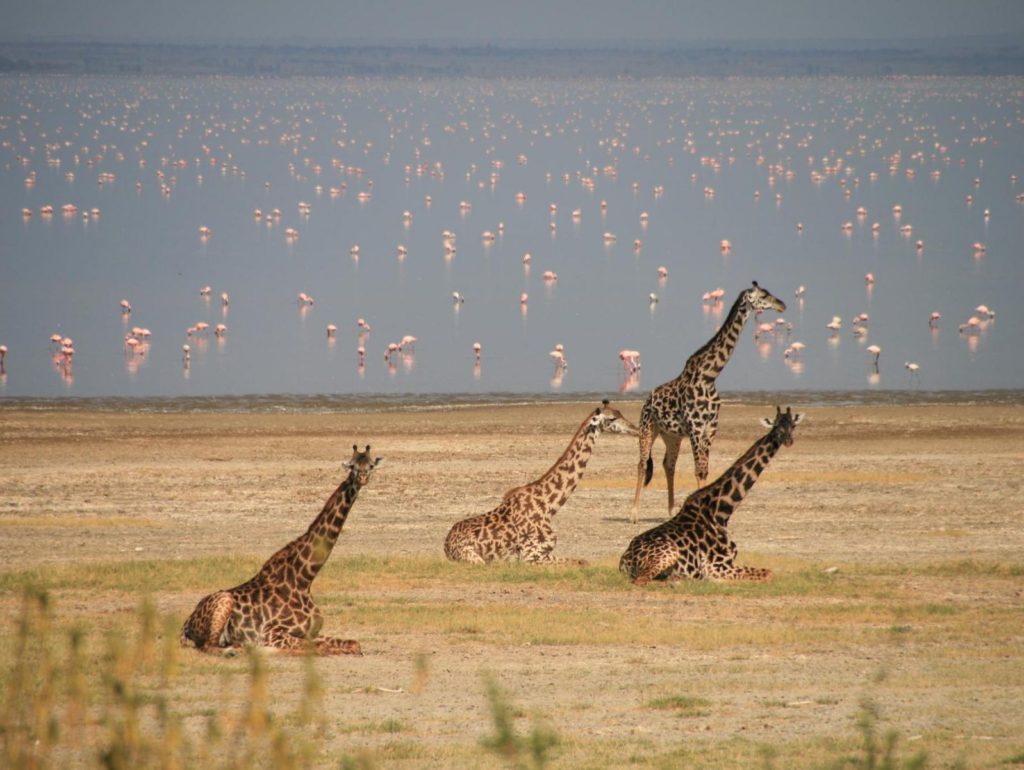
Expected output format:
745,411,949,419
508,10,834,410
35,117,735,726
620,406,802,584
444,401,637,564
631,281,786,522
180,445,381,655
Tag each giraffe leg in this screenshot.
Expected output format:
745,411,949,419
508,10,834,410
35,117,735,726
662,433,683,514
263,625,363,656
689,431,712,488
180,590,235,653
631,413,656,523
711,564,774,582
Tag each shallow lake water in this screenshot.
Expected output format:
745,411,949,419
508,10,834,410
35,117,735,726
1,75,1021,399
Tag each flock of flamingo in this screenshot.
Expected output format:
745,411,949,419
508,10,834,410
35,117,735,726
0,76,1013,394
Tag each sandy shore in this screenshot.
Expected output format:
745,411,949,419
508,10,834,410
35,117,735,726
2,397,1023,766
2,398,1022,569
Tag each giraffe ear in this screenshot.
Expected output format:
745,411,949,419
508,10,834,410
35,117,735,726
373,457,383,467
792,412,804,425
760,417,774,428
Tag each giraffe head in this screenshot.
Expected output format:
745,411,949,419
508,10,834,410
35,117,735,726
589,400,639,436
345,444,382,486
759,406,804,446
743,281,787,314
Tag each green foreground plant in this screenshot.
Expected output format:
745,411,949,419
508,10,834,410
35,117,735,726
1,586,327,770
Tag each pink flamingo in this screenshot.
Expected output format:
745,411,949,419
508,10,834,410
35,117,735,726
119,299,132,315
549,343,567,369
866,345,881,365
865,272,875,285
400,335,417,352
221,292,229,306
200,286,212,298
357,318,371,333
326,324,337,337
657,266,668,280
473,342,482,361
214,324,227,337
784,341,805,360
0,344,7,368
618,349,641,374
929,311,941,327
975,305,995,319
357,346,365,366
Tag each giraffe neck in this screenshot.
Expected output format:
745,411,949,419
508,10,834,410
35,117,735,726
684,295,752,381
269,472,360,590
524,416,598,516
705,430,784,528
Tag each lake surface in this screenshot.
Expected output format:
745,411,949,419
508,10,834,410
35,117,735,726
1,75,1022,399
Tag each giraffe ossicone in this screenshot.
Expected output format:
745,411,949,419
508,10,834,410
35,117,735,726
180,444,381,656
619,406,802,584
630,281,786,523
444,401,637,564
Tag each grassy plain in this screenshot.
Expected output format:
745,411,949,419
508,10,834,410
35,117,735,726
1,399,1022,768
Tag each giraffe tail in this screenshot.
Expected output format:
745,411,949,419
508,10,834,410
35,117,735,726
643,456,654,486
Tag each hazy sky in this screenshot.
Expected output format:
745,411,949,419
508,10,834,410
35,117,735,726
5,0,1024,44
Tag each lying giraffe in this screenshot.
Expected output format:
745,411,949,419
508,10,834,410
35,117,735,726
180,445,381,655
619,407,802,585
444,401,637,564
631,281,786,522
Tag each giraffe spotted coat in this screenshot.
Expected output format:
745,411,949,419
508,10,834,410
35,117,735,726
180,445,381,655
444,401,636,564
620,407,802,584
631,281,786,522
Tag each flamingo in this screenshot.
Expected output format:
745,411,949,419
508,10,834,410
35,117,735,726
826,316,842,332
784,341,805,359
975,305,995,319
865,272,875,285
221,292,229,306
959,316,982,333
795,285,806,298
657,266,668,279
649,293,659,304
866,345,881,365
452,291,465,304
0,344,7,366
473,342,481,361
905,361,921,378
357,318,371,333
119,299,132,315
400,335,417,352
549,343,567,369
618,349,641,374
182,344,190,362
214,324,227,337
200,286,212,298
326,324,337,337
929,311,941,327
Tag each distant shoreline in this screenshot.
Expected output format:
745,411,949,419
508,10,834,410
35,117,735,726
2,40,1023,77
1,389,1021,413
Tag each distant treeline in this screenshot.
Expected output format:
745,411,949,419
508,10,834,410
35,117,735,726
1,40,1022,77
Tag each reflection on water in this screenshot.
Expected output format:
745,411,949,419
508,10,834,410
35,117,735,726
0,76,1021,398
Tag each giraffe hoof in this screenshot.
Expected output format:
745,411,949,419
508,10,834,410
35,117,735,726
341,640,363,656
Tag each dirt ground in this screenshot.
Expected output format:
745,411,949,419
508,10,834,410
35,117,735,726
1,398,1023,766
